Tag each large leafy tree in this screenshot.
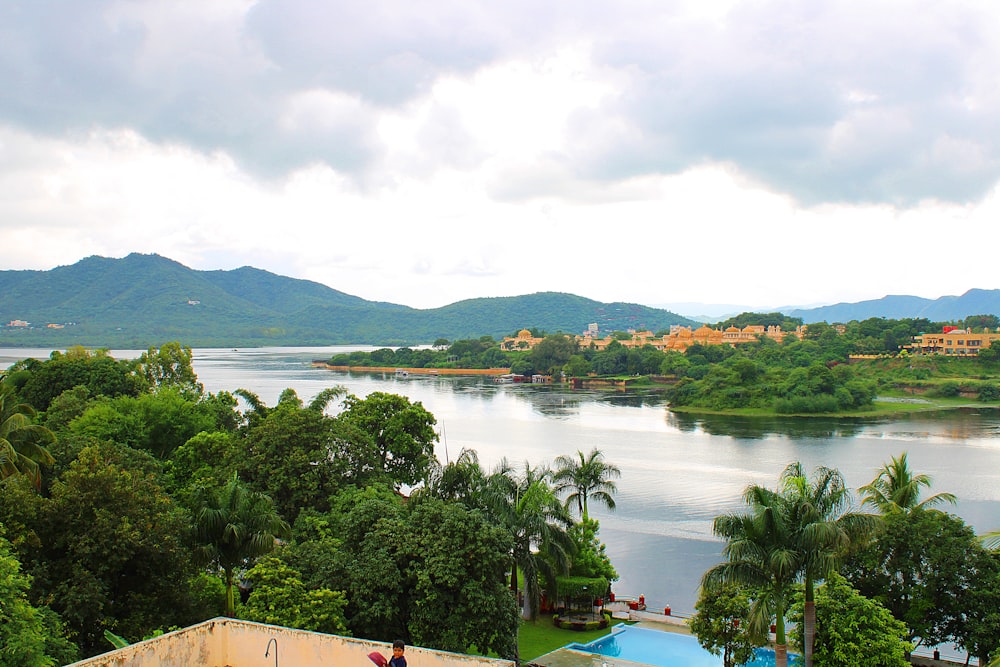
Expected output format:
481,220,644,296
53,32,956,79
0,532,77,667
17,348,144,411
780,462,877,667
237,391,348,523
68,388,218,459
690,582,763,667
703,483,798,667
859,452,956,514
788,574,910,667
241,554,348,635
135,342,203,396
842,508,995,653
193,476,290,617
402,498,518,658
28,443,197,657
552,448,620,521
337,392,438,487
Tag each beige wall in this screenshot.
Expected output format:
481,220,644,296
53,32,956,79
66,618,516,667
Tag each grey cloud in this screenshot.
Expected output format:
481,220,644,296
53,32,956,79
575,0,1000,204
1,0,998,204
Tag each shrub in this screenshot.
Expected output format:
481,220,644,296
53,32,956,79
978,384,1000,402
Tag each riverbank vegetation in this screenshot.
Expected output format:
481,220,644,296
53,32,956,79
0,344,620,664
328,314,1000,416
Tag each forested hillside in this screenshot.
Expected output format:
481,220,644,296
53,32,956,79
0,254,696,347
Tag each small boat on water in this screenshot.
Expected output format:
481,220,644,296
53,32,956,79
395,369,409,378
493,374,528,384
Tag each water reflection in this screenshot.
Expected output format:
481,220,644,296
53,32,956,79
667,412,868,440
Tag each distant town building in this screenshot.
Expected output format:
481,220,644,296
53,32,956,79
7,319,29,327
907,329,1000,356
500,329,545,350
579,324,805,353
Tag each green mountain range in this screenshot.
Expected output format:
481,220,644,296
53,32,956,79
0,254,698,348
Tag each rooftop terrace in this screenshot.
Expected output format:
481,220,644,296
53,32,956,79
65,618,517,667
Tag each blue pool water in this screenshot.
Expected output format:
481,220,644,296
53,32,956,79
568,625,801,667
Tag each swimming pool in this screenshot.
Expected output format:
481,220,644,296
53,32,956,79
567,625,801,667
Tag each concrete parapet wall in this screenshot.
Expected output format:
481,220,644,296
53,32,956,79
66,618,516,667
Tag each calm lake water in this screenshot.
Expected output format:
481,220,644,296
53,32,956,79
5,346,1000,650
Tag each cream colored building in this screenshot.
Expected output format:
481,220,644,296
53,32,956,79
66,618,516,667
908,329,1000,356
578,324,804,353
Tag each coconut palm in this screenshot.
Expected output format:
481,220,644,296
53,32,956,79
860,452,956,514
552,448,621,521
420,447,488,507
982,530,1000,551
703,483,798,667
780,462,878,667
193,476,290,616
485,459,575,621
0,381,55,489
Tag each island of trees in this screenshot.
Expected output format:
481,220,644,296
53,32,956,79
325,314,1000,416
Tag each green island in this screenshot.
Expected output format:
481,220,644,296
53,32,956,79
322,314,1000,417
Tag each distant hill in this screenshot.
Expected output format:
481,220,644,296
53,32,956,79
786,289,1000,323
0,254,698,348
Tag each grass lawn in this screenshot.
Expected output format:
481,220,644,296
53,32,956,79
518,618,621,662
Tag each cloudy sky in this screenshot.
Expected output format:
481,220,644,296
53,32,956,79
1,0,999,312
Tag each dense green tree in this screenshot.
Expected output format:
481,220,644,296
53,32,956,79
959,552,1000,666
690,582,763,667
859,452,956,514
402,498,518,658
164,431,240,507
842,508,991,651
788,574,909,667
552,448,620,521
566,518,617,582
241,553,348,634
0,532,76,667
18,349,144,411
29,443,197,656
193,476,290,617
238,399,346,522
135,342,203,396
704,483,798,667
337,392,438,487
69,388,217,459
529,334,577,375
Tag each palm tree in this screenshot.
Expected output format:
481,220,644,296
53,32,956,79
780,462,878,667
982,530,1000,551
703,483,798,667
486,459,575,621
193,476,290,616
0,381,55,489
860,452,956,514
552,448,621,521
420,448,488,507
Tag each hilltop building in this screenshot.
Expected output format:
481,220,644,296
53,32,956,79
907,328,1000,356
501,325,805,353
